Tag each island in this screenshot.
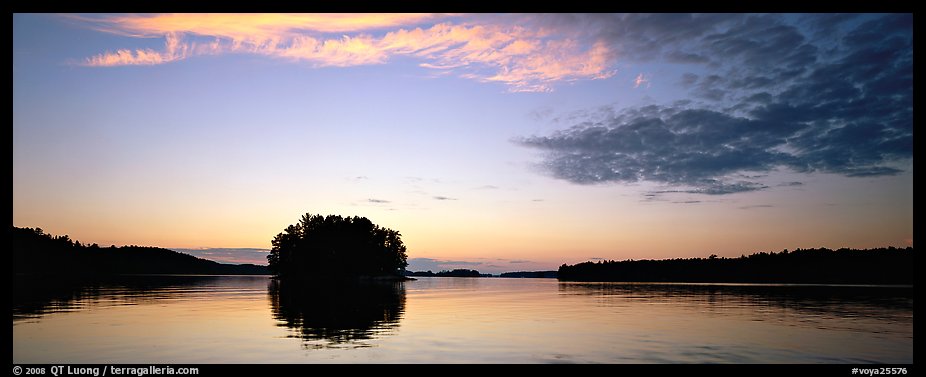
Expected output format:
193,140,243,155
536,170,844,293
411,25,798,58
267,213,412,281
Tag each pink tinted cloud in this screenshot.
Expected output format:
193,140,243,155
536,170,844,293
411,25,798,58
84,32,190,66
633,73,651,88
77,14,618,92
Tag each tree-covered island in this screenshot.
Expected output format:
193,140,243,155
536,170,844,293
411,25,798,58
267,213,411,281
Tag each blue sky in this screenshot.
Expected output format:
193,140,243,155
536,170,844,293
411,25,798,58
13,14,912,274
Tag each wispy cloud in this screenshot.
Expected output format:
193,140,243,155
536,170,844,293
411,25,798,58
172,247,269,265
368,198,391,204
633,73,650,89
75,13,443,37
433,196,457,201
739,204,774,210
85,32,191,66
71,14,618,92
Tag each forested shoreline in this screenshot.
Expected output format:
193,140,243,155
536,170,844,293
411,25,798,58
558,247,914,284
12,226,268,276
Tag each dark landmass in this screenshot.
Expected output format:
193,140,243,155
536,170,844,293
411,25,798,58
15,223,912,286
499,270,558,278
404,268,493,277
268,213,409,281
558,247,914,284
12,226,269,276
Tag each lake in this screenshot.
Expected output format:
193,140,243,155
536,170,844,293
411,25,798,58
12,275,913,363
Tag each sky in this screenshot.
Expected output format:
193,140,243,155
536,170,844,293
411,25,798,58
13,14,912,274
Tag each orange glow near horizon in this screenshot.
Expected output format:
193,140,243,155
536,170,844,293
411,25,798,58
14,171,911,270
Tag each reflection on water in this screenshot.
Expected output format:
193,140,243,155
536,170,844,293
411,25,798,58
13,275,296,364
559,282,913,317
13,275,227,321
558,283,914,346
268,279,406,349
11,276,914,363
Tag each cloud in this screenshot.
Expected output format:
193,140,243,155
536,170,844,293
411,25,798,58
84,32,191,66
172,247,269,265
439,260,483,266
516,14,911,196
588,14,819,87
72,14,619,92
406,258,476,272
433,196,457,201
508,260,531,264
78,13,444,36
739,204,774,210
368,198,391,204
633,73,650,89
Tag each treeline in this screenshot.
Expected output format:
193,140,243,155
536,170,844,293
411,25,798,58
558,247,914,284
404,269,491,277
499,271,558,278
12,226,268,276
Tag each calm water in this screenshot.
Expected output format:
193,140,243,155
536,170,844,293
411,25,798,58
13,276,912,363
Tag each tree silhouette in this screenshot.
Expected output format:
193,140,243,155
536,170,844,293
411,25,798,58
267,213,408,279
12,226,267,276
558,247,914,284
404,269,486,277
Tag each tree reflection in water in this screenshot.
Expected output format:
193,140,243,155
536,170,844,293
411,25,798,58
13,275,224,321
268,279,406,349
558,282,913,320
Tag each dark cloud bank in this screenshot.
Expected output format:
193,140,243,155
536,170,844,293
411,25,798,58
516,14,911,195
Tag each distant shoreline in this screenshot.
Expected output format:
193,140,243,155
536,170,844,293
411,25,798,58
13,226,270,276
13,226,914,286
557,247,914,285
12,273,915,288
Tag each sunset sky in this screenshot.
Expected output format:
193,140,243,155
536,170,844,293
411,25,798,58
13,14,912,274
